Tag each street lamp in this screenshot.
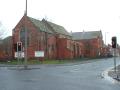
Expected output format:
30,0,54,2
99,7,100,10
24,0,28,69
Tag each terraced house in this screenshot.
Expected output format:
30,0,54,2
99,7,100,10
12,15,81,60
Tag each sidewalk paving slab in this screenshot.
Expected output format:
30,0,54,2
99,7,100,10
108,65,120,82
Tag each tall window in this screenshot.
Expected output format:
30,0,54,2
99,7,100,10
20,27,29,47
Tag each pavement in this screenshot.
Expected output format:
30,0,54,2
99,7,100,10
107,65,120,82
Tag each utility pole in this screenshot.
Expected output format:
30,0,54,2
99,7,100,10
114,48,117,74
24,0,28,69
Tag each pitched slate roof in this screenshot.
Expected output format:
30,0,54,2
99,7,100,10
72,31,102,40
28,16,70,36
28,17,53,34
46,21,71,36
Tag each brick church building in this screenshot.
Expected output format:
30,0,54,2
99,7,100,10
12,15,82,60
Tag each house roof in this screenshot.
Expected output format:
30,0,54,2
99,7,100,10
28,16,70,36
72,31,102,40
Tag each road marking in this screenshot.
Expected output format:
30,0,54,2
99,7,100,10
73,65,79,67
70,68,80,72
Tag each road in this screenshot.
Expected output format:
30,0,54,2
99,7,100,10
0,58,120,90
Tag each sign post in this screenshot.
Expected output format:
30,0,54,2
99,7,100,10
17,42,22,66
35,51,44,63
112,36,118,79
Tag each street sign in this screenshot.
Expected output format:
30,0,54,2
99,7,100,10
35,51,44,57
15,52,24,58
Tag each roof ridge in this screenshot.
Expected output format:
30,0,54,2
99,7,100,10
27,16,71,36
27,16,53,34
28,16,42,22
72,31,102,40
72,30,101,33
42,19,71,36
41,19,56,34
46,20,64,28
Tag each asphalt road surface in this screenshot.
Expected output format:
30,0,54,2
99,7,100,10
0,58,120,90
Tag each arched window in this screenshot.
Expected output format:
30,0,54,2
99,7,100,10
20,27,29,47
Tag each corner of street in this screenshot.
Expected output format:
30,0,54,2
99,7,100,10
103,65,120,83
108,65,120,81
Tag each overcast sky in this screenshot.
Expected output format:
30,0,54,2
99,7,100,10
0,0,120,44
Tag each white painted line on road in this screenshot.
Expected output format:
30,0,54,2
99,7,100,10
70,68,80,72
73,65,80,67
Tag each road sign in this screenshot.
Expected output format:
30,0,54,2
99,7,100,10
35,51,44,57
15,52,24,58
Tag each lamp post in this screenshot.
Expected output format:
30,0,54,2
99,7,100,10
24,0,28,69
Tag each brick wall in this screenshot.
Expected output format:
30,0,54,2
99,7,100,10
77,37,103,58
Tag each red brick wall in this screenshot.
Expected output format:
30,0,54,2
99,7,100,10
47,35,57,59
77,37,103,58
56,38,82,59
65,39,73,59
56,38,66,59
56,38,73,59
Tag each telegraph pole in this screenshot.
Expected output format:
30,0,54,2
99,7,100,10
24,0,28,69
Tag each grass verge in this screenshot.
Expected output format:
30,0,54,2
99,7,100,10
0,59,73,65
